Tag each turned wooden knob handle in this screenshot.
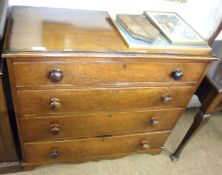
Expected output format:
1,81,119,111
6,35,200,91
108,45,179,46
171,69,183,81
49,98,61,109
48,68,63,83
50,149,60,158
162,94,172,104
50,123,60,135
150,118,159,126
142,141,150,149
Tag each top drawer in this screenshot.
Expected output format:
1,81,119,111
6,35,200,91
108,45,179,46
12,60,206,88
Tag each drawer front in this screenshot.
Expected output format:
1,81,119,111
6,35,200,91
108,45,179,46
17,86,194,115
13,60,205,87
21,108,183,141
24,131,170,163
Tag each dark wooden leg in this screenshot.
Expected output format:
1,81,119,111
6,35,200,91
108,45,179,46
170,111,210,162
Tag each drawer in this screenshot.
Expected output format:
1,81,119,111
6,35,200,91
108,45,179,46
17,86,194,115
21,108,183,141
13,60,206,87
24,131,170,163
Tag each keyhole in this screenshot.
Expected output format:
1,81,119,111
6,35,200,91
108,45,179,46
122,64,127,69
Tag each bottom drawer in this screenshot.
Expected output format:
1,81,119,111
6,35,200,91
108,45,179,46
24,131,170,164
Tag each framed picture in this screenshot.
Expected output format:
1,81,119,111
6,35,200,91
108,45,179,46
144,11,206,45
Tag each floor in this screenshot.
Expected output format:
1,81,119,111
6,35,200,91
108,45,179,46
6,108,222,175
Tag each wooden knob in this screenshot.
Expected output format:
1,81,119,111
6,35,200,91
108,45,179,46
50,149,60,158
49,98,61,109
142,141,150,149
48,68,63,83
171,69,183,81
162,94,172,104
50,123,60,135
150,118,159,126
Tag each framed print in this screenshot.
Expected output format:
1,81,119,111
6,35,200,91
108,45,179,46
144,11,206,45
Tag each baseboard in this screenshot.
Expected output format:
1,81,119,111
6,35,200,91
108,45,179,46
0,161,22,174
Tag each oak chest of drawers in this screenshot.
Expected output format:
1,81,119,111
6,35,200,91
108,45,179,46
2,6,215,169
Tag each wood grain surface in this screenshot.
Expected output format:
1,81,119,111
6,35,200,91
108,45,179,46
3,6,212,56
17,86,195,115
0,76,17,162
20,108,183,141
24,131,170,163
13,60,206,88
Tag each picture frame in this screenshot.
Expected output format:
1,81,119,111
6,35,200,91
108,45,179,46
144,11,206,45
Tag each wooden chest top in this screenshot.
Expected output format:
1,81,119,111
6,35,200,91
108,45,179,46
3,6,212,57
